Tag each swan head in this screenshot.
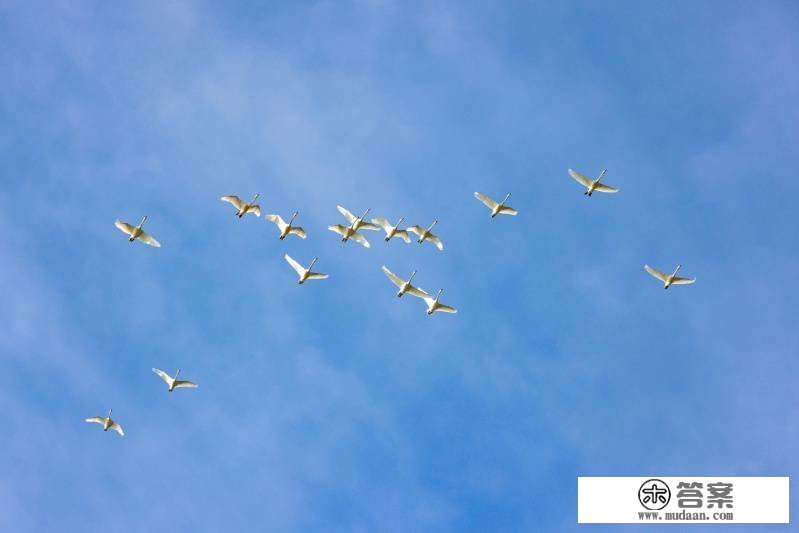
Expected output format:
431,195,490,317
502,193,511,203
397,216,404,226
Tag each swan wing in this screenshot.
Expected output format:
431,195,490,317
474,192,498,210
395,230,411,243
265,214,287,231
406,285,430,299
358,221,381,231
497,206,518,216
644,265,669,283
436,304,458,314
336,205,357,225
328,224,349,237
152,368,173,385
289,226,307,239
221,195,244,210
407,226,425,237
115,220,135,236
381,266,404,288
427,233,444,251
85,416,105,426
111,422,124,436
568,168,592,187
593,182,619,193
248,204,262,217
671,276,696,285
284,254,305,276
173,380,198,389
307,272,329,280
371,217,392,230
137,230,161,248
349,231,371,248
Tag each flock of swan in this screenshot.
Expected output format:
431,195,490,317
89,168,695,436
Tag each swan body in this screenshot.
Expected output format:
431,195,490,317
152,368,198,392
115,216,161,247
221,194,262,218
408,220,443,251
372,217,411,243
337,206,380,232
644,264,696,289
423,289,457,315
85,409,124,436
328,224,371,248
381,266,429,298
474,192,518,217
285,254,328,284
568,168,618,196
265,212,306,240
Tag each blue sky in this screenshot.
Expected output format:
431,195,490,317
1,1,797,531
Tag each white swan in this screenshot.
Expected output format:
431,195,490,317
221,194,262,218
474,192,518,217
337,206,380,232
381,266,429,298
115,216,161,247
372,217,411,243
422,289,457,315
408,220,444,251
152,368,198,392
265,211,306,240
85,409,124,436
328,224,371,248
644,264,696,289
285,254,329,284
568,168,619,196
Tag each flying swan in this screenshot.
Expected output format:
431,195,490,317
337,206,380,232
221,194,262,218
381,266,429,298
115,216,161,247
328,224,371,248
371,217,411,243
265,211,306,240
408,220,444,251
568,168,619,196
285,254,329,284
474,192,518,217
644,264,696,289
85,409,124,436
422,289,457,315
152,368,199,392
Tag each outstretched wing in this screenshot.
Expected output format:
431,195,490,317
152,368,173,386
497,206,518,216
265,214,287,231
436,304,457,314
349,231,371,248
85,416,105,425
114,220,135,236
474,192,499,210
110,423,124,436
328,224,349,237
593,183,619,193
358,221,380,231
407,226,425,237
173,380,198,389
248,204,262,217
137,230,161,248
568,168,592,188
671,276,696,285
644,265,669,283
381,266,404,288
427,233,444,251
284,254,305,276
406,285,429,299
336,205,357,225
394,230,411,243
221,195,244,210
371,217,392,230
306,272,329,280
289,226,307,239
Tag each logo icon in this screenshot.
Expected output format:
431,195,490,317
638,479,671,510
